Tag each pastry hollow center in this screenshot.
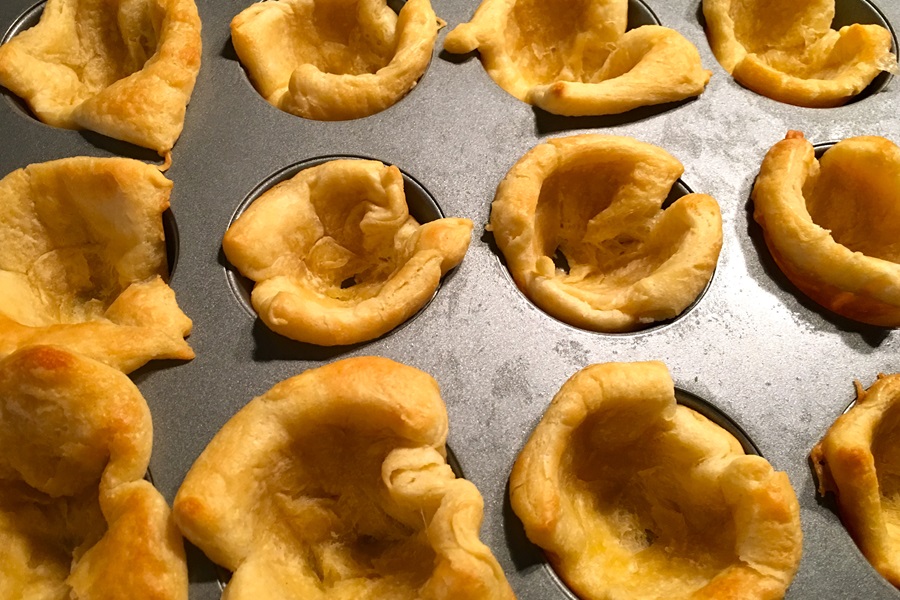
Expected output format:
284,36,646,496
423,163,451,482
261,426,436,592
303,0,398,76
805,154,900,263
301,172,421,304
562,409,738,595
535,160,679,293
726,0,881,80
505,0,618,85
65,0,162,94
0,482,104,599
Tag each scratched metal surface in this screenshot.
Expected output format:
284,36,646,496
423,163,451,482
1,0,899,597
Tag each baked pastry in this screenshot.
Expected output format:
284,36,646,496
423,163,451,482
812,373,900,587
489,134,722,332
443,0,711,116
510,361,803,600
703,0,896,107
0,345,188,599
223,158,472,345
231,0,439,120
174,356,515,599
0,0,202,156
0,157,194,373
752,132,900,326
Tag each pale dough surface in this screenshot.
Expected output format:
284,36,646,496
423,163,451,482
444,0,711,116
174,356,515,600
704,0,896,107
0,345,188,600
490,134,722,332
0,0,202,154
511,361,803,600
812,373,900,588
752,132,900,326
224,159,471,345
0,157,194,373
231,0,438,120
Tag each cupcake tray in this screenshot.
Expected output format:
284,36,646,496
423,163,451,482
2,0,899,597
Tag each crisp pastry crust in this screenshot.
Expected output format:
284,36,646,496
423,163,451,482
489,134,722,332
444,0,711,116
811,374,900,587
223,158,472,346
0,157,193,373
703,0,897,107
0,0,202,155
231,0,439,120
752,132,900,326
174,356,515,600
0,345,188,600
510,361,803,600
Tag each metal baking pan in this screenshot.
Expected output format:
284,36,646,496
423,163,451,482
1,0,899,597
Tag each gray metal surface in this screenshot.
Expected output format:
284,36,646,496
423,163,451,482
1,0,899,597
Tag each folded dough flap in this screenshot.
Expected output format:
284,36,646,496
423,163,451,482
0,345,152,496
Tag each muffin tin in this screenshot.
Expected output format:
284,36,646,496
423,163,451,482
1,0,899,598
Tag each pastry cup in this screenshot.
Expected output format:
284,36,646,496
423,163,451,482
174,356,515,600
0,0,202,155
489,134,722,332
0,345,187,599
812,373,900,587
703,0,897,107
223,158,472,346
231,0,439,120
444,0,711,116
752,132,900,326
510,361,803,600
0,157,193,373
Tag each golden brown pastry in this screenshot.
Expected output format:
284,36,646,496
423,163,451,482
703,0,897,107
444,0,711,116
0,157,193,373
174,356,515,600
223,158,472,346
0,0,202,155
752,132,900,326
812,373,900,587
511,361,803,600
231,0,439,120
0,345,188,600
489,134,722,332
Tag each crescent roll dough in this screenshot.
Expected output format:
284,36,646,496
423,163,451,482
490,135,722,332
752,132,900,326
812,374,900,588
511,361,803,600
0,345,187,600
0,0,202,155
0,157,193,373
231,0,439,120
703,0,897,107
223,159,472,346
444,0,711,116
174,356,515,600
